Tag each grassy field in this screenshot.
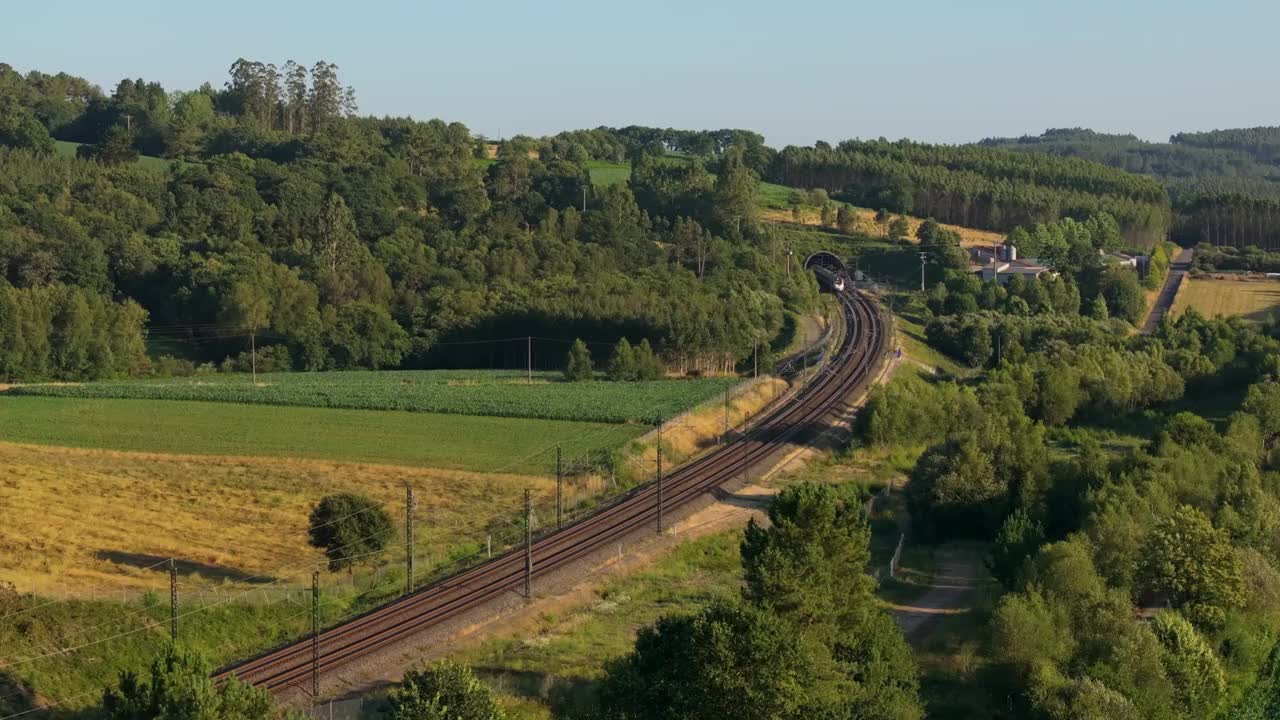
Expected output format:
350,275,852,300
1172,277,1280,323
0,396,643,473
451,531,743,717
52,139,175,171
585,160,630,186
8,370,739,425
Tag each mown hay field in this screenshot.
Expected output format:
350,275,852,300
0,442,560,594
1172,277,1280,323
7,370,739,425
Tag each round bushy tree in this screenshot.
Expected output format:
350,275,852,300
308,493,394,572
387,661,504,720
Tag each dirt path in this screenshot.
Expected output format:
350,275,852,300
1142,247,1193,334
888,544,988,642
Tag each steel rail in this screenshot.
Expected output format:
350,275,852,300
215,288,886,692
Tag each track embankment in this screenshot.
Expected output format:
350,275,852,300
215,288,888,699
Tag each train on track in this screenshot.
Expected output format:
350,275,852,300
810,264,846,291
215,278,886,696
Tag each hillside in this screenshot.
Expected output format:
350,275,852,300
982,127,1280,250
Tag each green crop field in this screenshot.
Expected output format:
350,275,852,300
0,396,642,473
8,370,738,425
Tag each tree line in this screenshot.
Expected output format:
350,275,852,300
1194,243,1280,274
766,139,1172,246
982,127,1280,251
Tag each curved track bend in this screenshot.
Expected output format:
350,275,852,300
215,287,887,693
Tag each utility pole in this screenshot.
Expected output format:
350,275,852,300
405,485,416,595
656,443,664,534
523,489,533,600
753,343,758,379
723,388,729,441
555,445,564,529
527,336,532,384
582,186,587,212
918,252,929,292
311,571,320,698
168,558,177,642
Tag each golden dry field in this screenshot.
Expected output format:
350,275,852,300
0,442,555,595
1172,277,1280,323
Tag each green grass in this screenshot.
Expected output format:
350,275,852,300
0,396,642,474
585,160,630,186
453,531,744,716
9,370,739,425
0,560,435,717
52,140,175,171
758,181,802,209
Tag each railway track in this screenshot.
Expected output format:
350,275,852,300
215,287,887,694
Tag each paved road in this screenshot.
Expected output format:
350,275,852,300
1141,247,1194,334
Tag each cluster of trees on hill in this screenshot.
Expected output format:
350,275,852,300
490,126,775,178
766,139,1172,246
0,62,819,382
0,60,357,162
858,307,1280,718
1195,243,1280,274
981,127,1280,250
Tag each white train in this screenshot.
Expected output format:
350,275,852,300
810,264,847,292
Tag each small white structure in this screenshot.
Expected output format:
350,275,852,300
970,244,1056,284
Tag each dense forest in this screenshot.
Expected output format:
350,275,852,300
0,61,817,381
858,285,1280,718
981,128,1280,251
764,139,1172,247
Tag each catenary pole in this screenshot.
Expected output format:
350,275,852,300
524,489,533,599
169,558,178,642
556,445,563,529
405,485,416,595
311,571,320,698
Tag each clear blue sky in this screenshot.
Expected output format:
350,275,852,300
4,0,1277,147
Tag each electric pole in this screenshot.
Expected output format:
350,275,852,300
723,387,729,441
168,558,177,642
527,336,532,383
555,445,563,529
656,443,664,534
311,571,320,698
919,252,929,292
405,485,416,595
582,186,587,212
753,343,758,379
523,489,533,600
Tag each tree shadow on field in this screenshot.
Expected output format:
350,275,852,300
474,667,598,717
0,672,36,717
94,551,277,584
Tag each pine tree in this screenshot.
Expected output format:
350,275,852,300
607,338,636,381
1089,293,1109,320
634,338,662,380
564,339,593,381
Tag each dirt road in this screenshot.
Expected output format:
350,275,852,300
889,544,988,641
